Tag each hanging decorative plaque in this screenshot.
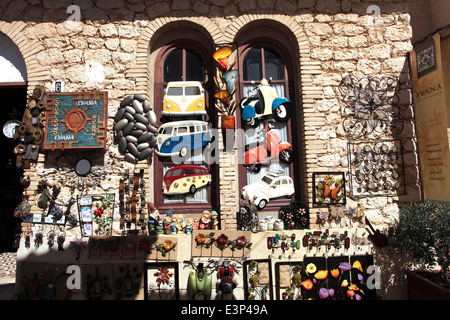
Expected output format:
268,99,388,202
43,92,108,150
348,139,406,197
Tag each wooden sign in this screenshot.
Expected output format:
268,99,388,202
43,92,108,150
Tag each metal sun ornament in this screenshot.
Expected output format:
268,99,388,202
338,74,403,139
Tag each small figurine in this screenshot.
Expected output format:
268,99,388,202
192,217,199,230
199,210,211,229
147,202,160,235
164,209,173,234
176,214,185,234
170,216,178,234
185,218,194,234
210,211,219,230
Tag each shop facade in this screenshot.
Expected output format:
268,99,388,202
0,0,427,300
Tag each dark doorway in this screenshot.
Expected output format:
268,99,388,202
0,84,26,253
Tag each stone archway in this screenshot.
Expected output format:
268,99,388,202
125,17,223,97
0,21,48,94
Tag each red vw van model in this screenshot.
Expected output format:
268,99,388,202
163,165,211,195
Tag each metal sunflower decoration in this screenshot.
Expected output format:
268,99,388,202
338,74,403,139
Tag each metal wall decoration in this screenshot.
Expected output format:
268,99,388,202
278,201,310,230
312,172,346,206
113,94,157,163
275,261,303,300
237,199,260,232
415,37,437,77
43,92,108,150
338,74,403,139
213,42,238,120
119,169,147,233
243,259,273,300
144,262,179,300
7,86,46,169
347,139,406,197
77,194,115,237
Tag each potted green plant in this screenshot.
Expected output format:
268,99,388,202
392,201,450,300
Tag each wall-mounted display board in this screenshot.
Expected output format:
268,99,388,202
77,194,115,237
411,29,450,202
43,92,108,150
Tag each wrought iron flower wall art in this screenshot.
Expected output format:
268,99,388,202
338,74,403,139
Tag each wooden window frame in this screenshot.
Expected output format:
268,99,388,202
236,39,300,212
153,40,219,214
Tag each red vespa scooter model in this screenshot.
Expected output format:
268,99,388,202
244,122,293,172
216,260,239,300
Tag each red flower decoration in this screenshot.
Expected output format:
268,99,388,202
94,207,103,217
217,234,228,246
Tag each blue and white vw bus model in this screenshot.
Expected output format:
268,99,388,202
155,120,213,158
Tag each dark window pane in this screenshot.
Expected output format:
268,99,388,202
185,86,201,95
243,47,262,81
264,47,284,80
167,87,183,95
186,49,204,81
164,49,182,82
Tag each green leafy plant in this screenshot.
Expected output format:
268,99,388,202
393,201,450,285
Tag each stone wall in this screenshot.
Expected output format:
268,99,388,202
0,0,419,234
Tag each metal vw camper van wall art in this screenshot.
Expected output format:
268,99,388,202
113,94,157,163
155,120,213,159
163,165,211,195
162,81,207,117
43,92,108,151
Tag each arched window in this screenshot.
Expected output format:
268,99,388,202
163,47,205,83
237,41,298,211
153,41,218,214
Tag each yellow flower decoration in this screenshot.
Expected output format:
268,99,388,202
162,240,173,251
314,270,328,280
306,263,317,274
348,284,360,291
341,279,349,287
352,260,363,272
195,233,206,245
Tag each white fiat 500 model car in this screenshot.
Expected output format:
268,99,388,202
241,171,295,210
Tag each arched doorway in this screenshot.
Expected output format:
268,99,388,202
0,32,27,253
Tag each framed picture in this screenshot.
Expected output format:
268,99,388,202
243,259,273,300
275,261,303,300
313,172,346,205
144,262,179,300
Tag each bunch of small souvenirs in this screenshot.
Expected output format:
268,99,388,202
147,203,219,235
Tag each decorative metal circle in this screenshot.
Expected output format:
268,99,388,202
75,159,91,177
